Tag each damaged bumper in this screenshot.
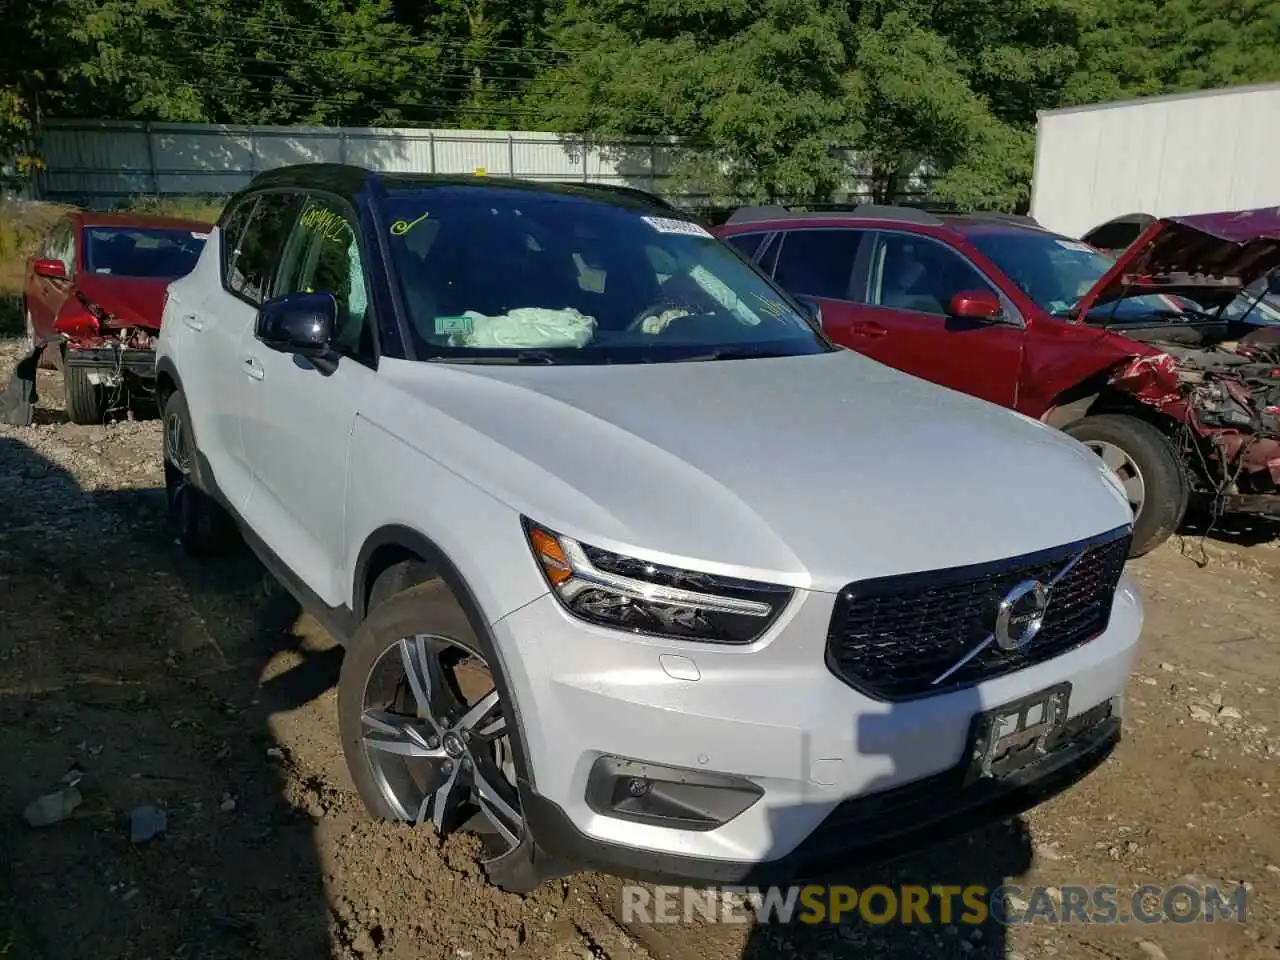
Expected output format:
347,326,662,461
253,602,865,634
1222,493,1280,517
64,346,156,384
1109,329,1280,510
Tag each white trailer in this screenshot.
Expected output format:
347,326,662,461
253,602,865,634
1030,81,1280,240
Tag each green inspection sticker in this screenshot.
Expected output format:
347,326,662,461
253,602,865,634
434,315,474,336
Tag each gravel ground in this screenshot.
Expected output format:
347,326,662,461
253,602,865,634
2,337,1280,960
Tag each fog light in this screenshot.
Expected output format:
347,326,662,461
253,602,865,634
586,756,763,831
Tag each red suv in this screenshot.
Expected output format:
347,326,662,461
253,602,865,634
715,205,1280,556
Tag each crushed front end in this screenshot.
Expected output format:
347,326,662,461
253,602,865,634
53,291,161,409
1105,325,1280,518
1079,208,1280,519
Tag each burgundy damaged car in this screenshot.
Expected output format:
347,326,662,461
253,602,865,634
23,212,211,424
716,205,1280,555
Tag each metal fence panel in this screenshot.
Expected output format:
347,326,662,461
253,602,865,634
36,120,691,207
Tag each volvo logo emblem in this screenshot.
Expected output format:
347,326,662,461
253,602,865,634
993,579,1050,651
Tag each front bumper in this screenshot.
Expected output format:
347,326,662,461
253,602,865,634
494,571,1143,880
1222,493,1280,518
65,346,156,382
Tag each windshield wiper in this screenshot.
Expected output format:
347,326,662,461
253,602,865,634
676,349,795,362
427,350,558,365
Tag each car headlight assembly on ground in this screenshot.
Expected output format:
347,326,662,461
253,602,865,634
523,518,792,644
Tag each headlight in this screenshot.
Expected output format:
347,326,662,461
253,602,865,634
523,518,792,644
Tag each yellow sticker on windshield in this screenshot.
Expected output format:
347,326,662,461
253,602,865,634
391,212,430,235
753,293,789,319
300,207,351,244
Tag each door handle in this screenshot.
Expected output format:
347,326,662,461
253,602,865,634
242,356,265,381
849,321,888,338
181,313,204,332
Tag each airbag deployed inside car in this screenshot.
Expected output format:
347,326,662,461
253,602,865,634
442,307,597,349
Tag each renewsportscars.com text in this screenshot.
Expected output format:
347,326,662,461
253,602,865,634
621,884,1247,926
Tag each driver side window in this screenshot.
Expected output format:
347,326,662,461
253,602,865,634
867,233,996,316
275,196,373,361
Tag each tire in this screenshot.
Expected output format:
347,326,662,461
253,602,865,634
1064,413,1188,557
162,389,239,555
63,363,106,425
338,571,547,893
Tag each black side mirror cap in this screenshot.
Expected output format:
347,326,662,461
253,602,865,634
256,292,336,357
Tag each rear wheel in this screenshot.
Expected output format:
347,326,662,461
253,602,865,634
63,363,106,425
1064,413,1187,557
338,573,546,893
162,389,238,555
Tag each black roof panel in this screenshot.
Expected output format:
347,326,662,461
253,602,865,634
245,164,686,218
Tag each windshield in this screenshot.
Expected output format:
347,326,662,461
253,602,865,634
970,231,1197,323
1219,275,1280,325
84,227,207,279
381,187,829,364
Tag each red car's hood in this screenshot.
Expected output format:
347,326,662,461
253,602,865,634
75,274,170,330
1076,205,1280,317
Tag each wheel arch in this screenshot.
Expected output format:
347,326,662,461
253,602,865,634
1039,366,1178,434
351,523,541,792
155,355,184,409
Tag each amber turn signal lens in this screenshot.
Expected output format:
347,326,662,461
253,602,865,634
528,526,573,586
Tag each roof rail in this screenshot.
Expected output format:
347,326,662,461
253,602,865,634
725,203,947,226
849,204,945,226
958,211,1043,228
726,205,792,225
568,182,678,210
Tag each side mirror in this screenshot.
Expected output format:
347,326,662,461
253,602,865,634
948,289,1002,320
256,291,336,357
1267,272,1280,295
32,258,67,280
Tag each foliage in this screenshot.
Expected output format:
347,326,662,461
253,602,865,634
0,200,74,298
121,196,227,223
1,0,1277,207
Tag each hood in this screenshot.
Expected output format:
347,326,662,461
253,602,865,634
380,351,1133,592
1076,205,1280,317
74,274,170,330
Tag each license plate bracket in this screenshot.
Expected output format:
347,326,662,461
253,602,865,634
965,683,1072,783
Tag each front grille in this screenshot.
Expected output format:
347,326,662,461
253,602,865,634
825,528,1131,701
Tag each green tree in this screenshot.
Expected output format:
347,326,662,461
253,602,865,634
527,0,856,202
49,0,447,126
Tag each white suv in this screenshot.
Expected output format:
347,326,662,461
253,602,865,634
156,164,1143,891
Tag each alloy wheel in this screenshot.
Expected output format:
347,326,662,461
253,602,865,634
1084,439,1146,518
360,633,523,861
164,409,191,476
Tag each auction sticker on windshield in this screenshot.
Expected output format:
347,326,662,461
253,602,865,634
643,216,713,239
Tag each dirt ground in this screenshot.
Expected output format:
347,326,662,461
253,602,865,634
2,337,1279,960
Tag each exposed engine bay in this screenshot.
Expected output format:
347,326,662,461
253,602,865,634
1110,319,1280,509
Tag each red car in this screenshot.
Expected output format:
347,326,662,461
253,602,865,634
23,211,211,424
715,205,1280,556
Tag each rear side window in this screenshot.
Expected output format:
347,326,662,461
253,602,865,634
773,229,865,300
226,192,302,304
725,232,768,260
